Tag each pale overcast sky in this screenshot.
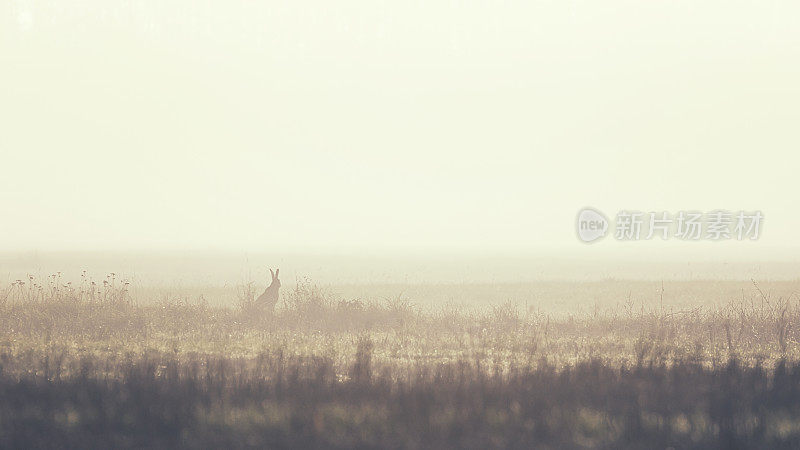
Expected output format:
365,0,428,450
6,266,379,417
1,1,798,257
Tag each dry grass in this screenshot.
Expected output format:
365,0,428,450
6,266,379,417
1,274,800,448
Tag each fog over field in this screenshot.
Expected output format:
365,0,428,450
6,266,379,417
2,251,800,319
1,251,799,282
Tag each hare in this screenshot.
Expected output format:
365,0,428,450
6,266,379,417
255,268,281,313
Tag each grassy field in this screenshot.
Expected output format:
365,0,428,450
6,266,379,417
2,274,800,448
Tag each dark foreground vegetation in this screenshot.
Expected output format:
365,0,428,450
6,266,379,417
2,274,800,448
3,351,800,449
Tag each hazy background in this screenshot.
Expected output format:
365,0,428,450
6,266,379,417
1,1,799,286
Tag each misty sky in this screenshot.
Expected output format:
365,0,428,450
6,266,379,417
1,1,799,257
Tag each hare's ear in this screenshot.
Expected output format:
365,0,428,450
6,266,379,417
269,268,275,279
275,269,280,278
